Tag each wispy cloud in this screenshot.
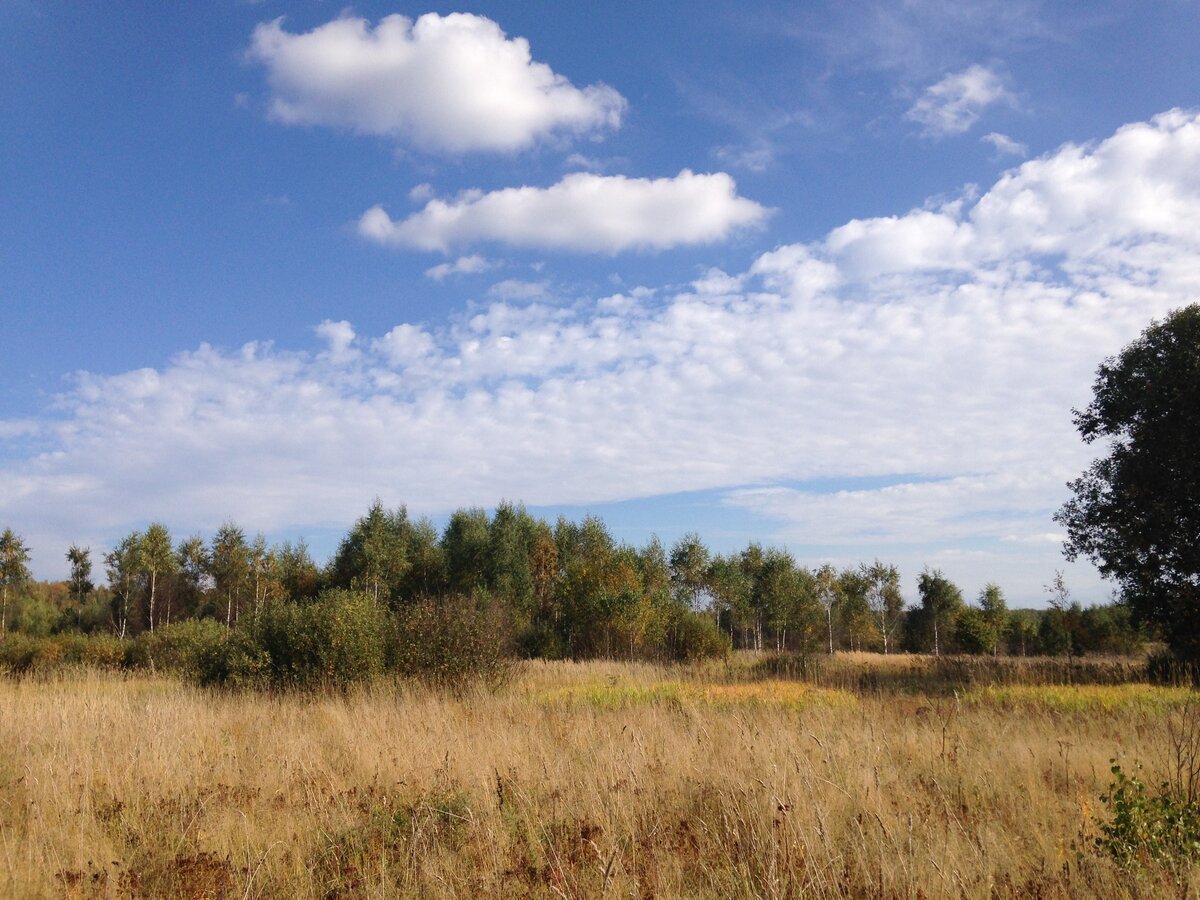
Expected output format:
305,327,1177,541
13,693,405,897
424,255,496,281
981,131,1028,157
793,0,1051,81
906,64,1014,136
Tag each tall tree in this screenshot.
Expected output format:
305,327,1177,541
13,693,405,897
175,535,211,622
0,528,32,635
210,523,250,627
529,524,560,626
402,518,446,600
273,539,319,602
443,507,491,597
836,568,875,651
248,532,270,614
488,501,536,615
740,543,767,650
669,533,710,613
706,554,749,646
862,560,903,654
66,544,94,627
139,522,176,633
1056,304,1200,663
979,583,1009,656
916,568,964,656
105,532,142,638
328,501,411,606
815,563,839,654
758,548,800,651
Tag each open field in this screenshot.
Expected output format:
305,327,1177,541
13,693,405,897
1,656,1197,898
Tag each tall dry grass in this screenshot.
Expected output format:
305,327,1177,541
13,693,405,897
0,658,1194,897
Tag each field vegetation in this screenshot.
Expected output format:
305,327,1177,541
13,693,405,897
0,482,1183,897
2,654,1200,898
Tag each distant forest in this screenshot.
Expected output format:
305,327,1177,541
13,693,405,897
0,501,1146,663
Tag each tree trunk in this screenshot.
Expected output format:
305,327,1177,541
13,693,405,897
149,569,157,633
933,618,939,656
827,609,834,654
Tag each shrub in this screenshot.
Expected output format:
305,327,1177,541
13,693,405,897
1096,761,1200,872
1096,699,1200,876
49,633,125,669
130,620,231,679
393,595,514,691
194,628,269,689
663,610,730,663
17,597,63,637
249,591,390,689
0,634,46,674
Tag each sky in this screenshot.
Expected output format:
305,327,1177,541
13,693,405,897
3,1,1200,605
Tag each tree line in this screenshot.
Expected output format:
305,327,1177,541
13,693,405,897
0,502,1146,662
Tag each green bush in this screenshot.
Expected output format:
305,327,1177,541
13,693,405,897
129,620,231,679
248,591,390,689
663,610,730,663
52,633,125,669
0,633,43,674
393,595,514,691
194,628,269,688
1096,760,1200,873
17,597,63,637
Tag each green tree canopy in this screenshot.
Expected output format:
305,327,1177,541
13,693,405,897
327,501,411,607
1056,304,1200,662
105,531,142,638
139,522,177,632
66,544,93,600
0,527,32,635
914,568,964,656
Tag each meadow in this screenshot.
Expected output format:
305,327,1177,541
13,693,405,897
1,654,1197,898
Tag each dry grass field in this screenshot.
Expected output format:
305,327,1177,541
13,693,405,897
1,655,1197,898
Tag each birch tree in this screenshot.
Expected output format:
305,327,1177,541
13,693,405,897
0,528,31,635
862,560,903,654
139,522,176,633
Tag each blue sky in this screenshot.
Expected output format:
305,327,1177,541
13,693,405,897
3,1,1200,604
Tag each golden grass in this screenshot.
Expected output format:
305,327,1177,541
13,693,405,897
0,659,1197,897
965,683,1197,713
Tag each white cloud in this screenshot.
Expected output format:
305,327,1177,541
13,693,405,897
8,110,1200,601
248,13,625,153
314,319,356,362
359,170,770,254
563,153,608,172
982,131,1027,157
487,279,549,301
713,140,776,172
906,64,1014,136
373,324,435,368
0,420,40,440
408,183,436,203
424,255,495,281
1002,532,1066,545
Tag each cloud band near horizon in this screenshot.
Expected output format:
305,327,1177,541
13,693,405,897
5,110,1200,601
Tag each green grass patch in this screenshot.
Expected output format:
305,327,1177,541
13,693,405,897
529,677,856,710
